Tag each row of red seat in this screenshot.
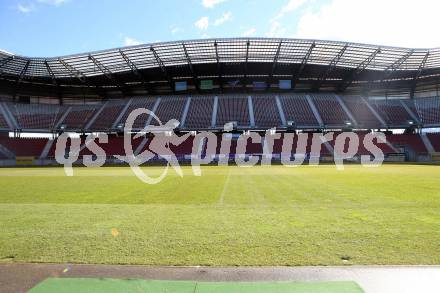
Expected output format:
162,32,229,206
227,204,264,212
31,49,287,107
1,132,437,160
427,133,440,152
311,94,350,126
0,112,9,129
0,136,48,157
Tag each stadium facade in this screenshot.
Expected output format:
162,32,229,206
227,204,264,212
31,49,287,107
0,38,439,165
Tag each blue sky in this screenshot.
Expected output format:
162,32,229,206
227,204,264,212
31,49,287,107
1,0,439,57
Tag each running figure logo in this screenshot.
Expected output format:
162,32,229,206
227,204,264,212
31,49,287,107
116,108,190,184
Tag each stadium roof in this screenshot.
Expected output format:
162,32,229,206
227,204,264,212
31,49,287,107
1,38,439,97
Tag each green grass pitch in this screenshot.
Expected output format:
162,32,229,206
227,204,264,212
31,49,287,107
1,164,440,266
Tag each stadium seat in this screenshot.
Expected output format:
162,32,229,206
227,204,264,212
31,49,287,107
184,96,214,129
9,103,66,130
279,94,319,127
387,134,428,154
252,95,283,128
414,97,440,126
341,96,382,128
370,99,412,127
117,97,158,129
61,105,100,130
310,94,350,126
149,96,186,126
0,112,9,129
0,137,48,157
216,95,250,128
88,100,126,130
427,133,440,152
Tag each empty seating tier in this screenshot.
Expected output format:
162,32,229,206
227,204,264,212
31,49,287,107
60,105,99,130
118,98,157,129
427,133,440,152
88,100,125,130
184,97,214,129
252,95,282,128
279,95,318,127
414,97,440,126
0,112,9,129
10,103,65,130
216,96,250,127
311,94,349,126
0,137,48,157
149,97,186,126
0,95,439,132
402,100,420,122
342,97,382,128
370,99,412,126
387,134,428,154
80,135,144,157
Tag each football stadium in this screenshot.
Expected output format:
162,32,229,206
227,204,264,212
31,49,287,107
1,2,440,292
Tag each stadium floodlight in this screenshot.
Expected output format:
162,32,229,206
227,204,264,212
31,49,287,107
345,121,353,126
169,120,180,129
117,123,124,131
59,124,67,131
408,120,415,126
224,121,237,131
286,120,296,132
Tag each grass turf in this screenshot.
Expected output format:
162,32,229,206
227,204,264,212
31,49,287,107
28,278,364,293
1,164,440,266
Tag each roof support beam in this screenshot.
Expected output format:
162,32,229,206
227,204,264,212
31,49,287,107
58,58,87,83
293,41,315,89
16,60,30,84
119,49,150,93
150,46,173,93
88,54,128,93
0,56,14,73
339,47,381,92
243,40,250,90
182,43,199,92
13,60,30,96
58,58,104,97
44,60,58,86
410,51,430,98
44,60,62,99
88,55,113,81
314,43,348,91
366,50,414,93
382,50,414,80
214,41,223,92
268,40,283,90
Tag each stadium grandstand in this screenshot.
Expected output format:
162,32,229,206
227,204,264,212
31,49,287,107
1,38,440,164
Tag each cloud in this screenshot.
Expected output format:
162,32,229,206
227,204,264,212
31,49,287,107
266,20,287,37
242,28,256,37
171,26,183,34
195,16,209,30
37,0,70,6
17,3,35,13
273,0,308,21
294,0,440,48
214,11,232,26
201,0,226,8
17,0,69,13
124,37,142,46
266,0,308,38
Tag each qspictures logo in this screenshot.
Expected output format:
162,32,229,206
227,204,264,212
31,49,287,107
55,108,387,184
